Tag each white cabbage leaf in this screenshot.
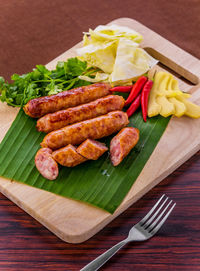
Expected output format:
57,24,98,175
77,41,117,73
110,39,158,82
85,24,143,43
77,24,158,84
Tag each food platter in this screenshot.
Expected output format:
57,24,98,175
0,18,200,243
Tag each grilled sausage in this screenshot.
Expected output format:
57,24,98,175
35,148,59,180
110,127,140,166
77,139,108,160
24,83,111,118
36,95,125,133
52,144,87,167
41,111,129,150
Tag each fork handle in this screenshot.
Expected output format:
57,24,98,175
80,239,128,271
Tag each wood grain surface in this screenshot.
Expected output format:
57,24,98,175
0,0,200,270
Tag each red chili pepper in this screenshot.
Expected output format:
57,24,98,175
109,85,133,93
141,80,153,122
126,94,141,118
125,76,147,106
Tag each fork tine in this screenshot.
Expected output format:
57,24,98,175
146,200,173,231
139,194,165,225
142,197,169,228
150,203,176,236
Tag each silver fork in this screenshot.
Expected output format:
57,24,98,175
80,195,176,271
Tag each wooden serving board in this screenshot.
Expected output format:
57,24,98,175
0,18,200,243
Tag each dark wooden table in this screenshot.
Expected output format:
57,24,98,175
0,1,200,270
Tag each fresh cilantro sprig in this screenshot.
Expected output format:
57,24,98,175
0,57,98,107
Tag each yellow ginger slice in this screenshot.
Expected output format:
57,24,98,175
157,90,190,99
177,96,200,118
171,78,200,118
156,73,175,117
167,77,186,117
147,72,163,117
148,70,200,119
168,97,186,117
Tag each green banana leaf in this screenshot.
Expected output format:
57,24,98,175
0,108,170,213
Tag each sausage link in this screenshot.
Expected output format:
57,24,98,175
36,95,125,133
41,111,129,150
24,83,111,118
52,144,87,167
35,148,59,180
76,139,108,160
110,127,140,166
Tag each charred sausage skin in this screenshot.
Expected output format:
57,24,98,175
110,127,140,166
35,148,59,180
36,95,125,133
52,144,87,167
77,139,108,160
24,83,111,118
41,111,129,150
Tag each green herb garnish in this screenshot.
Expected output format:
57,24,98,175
0,57,97,107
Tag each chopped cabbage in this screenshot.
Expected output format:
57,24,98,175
77,41,117,73
85,24,143,43
79,72,109,83
77,24,158,84
110,39,158,83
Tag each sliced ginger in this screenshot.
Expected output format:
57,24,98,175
177,96,200,118
147,71,200,119
148,72,163,117
168,97,186,117
167,76,186,117
157,90,190,99
148,90,161,117
156,73,175,117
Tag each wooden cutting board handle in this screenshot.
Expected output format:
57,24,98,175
144,44,200,85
